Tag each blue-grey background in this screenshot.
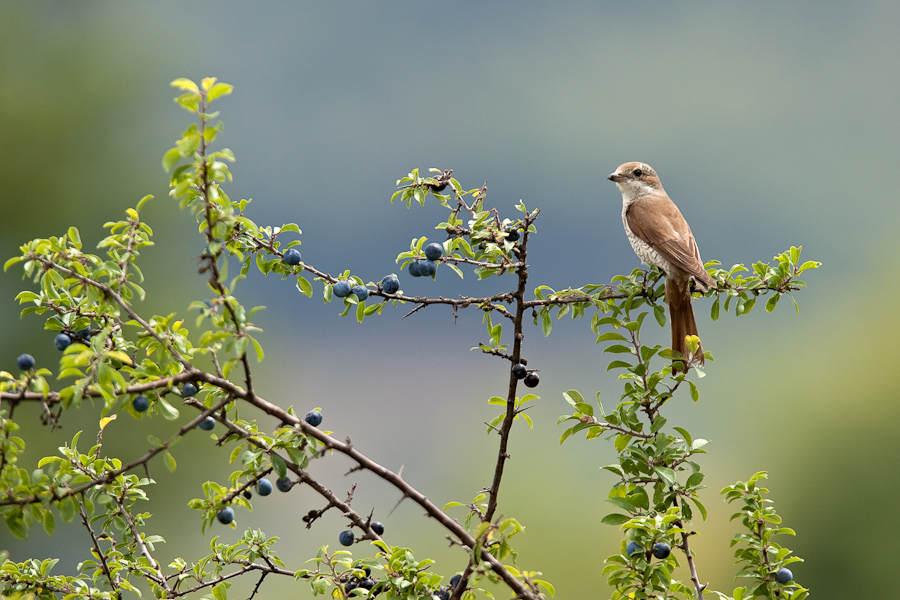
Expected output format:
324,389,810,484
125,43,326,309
2,2,898,598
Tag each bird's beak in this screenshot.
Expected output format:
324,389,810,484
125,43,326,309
608,172,625,183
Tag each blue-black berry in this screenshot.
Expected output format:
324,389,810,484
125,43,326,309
626,541,643,556
435,587,450,600
418,260,437,277
333,280,352,298
351,285,369,301
276,477,292,492
256,479,273,496
776,568,793,584
424,243,443,261
182,383,199,397
305,410,323,427
339,529,355,546
216,507,234,524
17,354,35,371
408,261,424,277
504,226,520,242
511,363,527,379
381,275,400,294
652,542,671,559
199,416,216,431
243,490,252,499
54,333,72,351
283,247,302,265
370,521,384,535
449,574,462,587
132,395,150,412
358,578,375,590
523,371,540,388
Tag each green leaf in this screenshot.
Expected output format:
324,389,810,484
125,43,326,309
600,513,630,526
766,294,780,312
271,454,287,480
596,332,627,343
157,398,180,420
710,297,720,321
654,466,677,486
164,451,177,472
605,497,636,512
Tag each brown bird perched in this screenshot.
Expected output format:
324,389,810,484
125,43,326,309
608,162,715,371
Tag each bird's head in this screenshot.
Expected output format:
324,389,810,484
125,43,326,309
608,162,663,200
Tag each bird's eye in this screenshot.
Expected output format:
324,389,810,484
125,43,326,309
633,169,643,177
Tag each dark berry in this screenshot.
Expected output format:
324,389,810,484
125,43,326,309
358,578,375,590
652,542,671,559
424,243,443,261
418,260,437,277
132,395,150,412
504,226,520,242
256,479,273,496
54,333,72,351
75,326,91,340
216,507,234,524
243,490,252,499
449,574,462,587
408,260,424,277
435,587,450,600
370,521,384,535
17,354,35,371
199,416,216,431
511,363,527,379
276,477,292,492
353,563,372,578
381,275,400,294
626,541,643,556
333,280,352,298
305,410,323,427
776,568,793,584
345,580,358,593
351,285,369,301
429,182,447,192
523,371,540,388
339,529,355,546
182,382,199,397
283,247,302,266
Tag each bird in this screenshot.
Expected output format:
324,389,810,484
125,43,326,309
608,162,715,372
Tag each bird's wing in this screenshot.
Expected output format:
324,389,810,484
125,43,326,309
627,195,714,289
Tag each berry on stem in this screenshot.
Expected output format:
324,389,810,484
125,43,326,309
54,333,71,351
276,477,292,492
626,541,643,556
776,568,793,584
216,507,234,524
511,363,527,379
370,521,384,535
182,382,199,397
132,395,150,413
256,479,273,496
380,274,400,294
339,529,355,546
283,247,302,265
424,242,443,261
305,410,323,427
333,280,352,298
523,371,540,388
199,416,216,431
652,542,670,559
351,285,369,301
17,354,35,371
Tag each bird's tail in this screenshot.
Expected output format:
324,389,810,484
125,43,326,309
665,277,703,373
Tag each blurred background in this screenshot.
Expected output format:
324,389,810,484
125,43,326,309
2,2,897,598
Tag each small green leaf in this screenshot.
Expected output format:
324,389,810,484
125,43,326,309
271,454,287,480
164,451,177,472
600,513,630,526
